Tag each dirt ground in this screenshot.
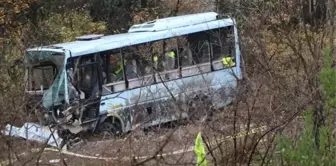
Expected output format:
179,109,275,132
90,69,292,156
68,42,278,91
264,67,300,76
0,98,285,166
0,124,200,165
0,118,269,166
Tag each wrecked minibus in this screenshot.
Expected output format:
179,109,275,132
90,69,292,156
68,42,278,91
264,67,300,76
24,12,242,138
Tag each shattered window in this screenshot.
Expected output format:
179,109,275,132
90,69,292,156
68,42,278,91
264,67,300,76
126,43,154,78
209,26,236,69
30,65,57,91
188,31,211,65
178,37,193,67
24,51,65,91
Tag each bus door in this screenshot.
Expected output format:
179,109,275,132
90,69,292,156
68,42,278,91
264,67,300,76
70,53,104,122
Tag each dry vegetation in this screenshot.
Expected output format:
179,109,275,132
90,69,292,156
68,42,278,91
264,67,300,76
1,0,336,165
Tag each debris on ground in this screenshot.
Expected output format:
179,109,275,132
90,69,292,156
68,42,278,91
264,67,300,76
1,122,63,148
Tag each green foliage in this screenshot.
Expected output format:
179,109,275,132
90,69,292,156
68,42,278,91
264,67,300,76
275,110,335,166
89,0,134,33
320,47,336,113
273,47,336,166
89,0,160,33
23,10,107,47
44,11,107,42
0,0,36,27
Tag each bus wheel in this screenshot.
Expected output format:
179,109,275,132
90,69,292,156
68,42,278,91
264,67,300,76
99,118,123,139
187,95,212,122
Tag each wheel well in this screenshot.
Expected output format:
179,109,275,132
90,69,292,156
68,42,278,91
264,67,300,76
104,116,124,132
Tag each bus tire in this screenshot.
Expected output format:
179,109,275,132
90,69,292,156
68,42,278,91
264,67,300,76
100,116,123,138
187,94,212,122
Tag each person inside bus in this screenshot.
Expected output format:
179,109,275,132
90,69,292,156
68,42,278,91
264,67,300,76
109,55,124,82
152,52,164,72
125,58,137,80
164,47,176,70
153,54,159,71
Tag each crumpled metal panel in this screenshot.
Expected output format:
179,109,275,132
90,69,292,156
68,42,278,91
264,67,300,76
2,122,63,148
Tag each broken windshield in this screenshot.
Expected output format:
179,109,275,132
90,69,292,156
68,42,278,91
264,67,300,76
25,51,64,91
24,50,66,109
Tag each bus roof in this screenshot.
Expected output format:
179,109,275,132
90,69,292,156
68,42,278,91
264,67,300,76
27,12,235,57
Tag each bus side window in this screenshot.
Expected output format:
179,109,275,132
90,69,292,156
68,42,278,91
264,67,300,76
151,40,165,72
156,38,179,80
161,38,178,71
210,27,236,70
135,50,155,86
101,52,127,93
125,44,154,89
123,51,138,80
179,44,193,67
137,56,152,76
76,55,99,99
191,40,211,65
181,32,211,77
133,44,153,77
124,44,152,79
188,33,209,65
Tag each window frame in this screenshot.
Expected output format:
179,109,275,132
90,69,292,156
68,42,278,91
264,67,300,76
67,53,104,99
28,63,59,91
208,26,236,71
96,26,237,94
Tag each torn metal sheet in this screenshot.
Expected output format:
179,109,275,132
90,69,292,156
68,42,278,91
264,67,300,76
2,122,63,148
